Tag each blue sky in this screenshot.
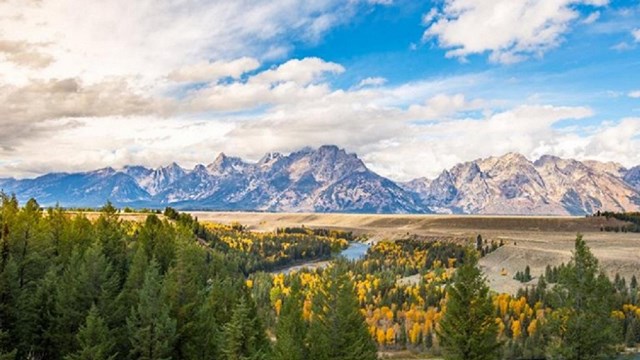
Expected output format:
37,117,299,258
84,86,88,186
291,0,640,122
0,0,639,180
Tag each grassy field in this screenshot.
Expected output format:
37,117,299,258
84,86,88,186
76,210,640,294
190,211,640,294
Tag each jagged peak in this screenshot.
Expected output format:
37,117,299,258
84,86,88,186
499,152,529,162
317,144,341,153
193,164,207,172
160,162,184,172
92,166,116,175
534,154,563,166
213,152,228,164
259,152,283,165
210,151,244,168
122,165,149,170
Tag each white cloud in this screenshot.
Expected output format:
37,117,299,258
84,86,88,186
356,77,387,88
407,93,485,120
582,11,601,24
3,65,639,181
168,57,260,83
250,57,344,86
611,42,635,51
423,0,608,64
0,0,380,84
629,90,640,98
633,28,640,42
0,40,53,69
0,78,171,151
184,58,343,112
0,1,637,182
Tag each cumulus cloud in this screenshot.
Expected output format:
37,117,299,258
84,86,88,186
407,93,485,120
0,0,381,84
356,77,387,88
0,78,170,151
250,57,344,86
3,65,639,181
0,1,637,182
423,0,608,64
629,90,640,98
182,58,344,112
582,11,601,24
0,40,53,69
633,28,640,42
168,57,260,83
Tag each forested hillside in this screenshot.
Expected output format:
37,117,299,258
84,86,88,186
0,194,371,360
1,194,639,359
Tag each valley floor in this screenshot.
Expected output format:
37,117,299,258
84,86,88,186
190,212,640,294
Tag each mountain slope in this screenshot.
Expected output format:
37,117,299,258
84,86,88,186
1,147,638,214
0,168,151,207
0,145,425,213
404,153,640,215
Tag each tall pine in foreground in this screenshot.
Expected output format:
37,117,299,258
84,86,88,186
545,235,618,360
306,260,377,360
126,259,176,360
272,277,306,360
221,295,270,360
438,250,501,360
65,305,116,360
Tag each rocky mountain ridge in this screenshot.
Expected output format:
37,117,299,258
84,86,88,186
1,146,639,215
401,152,640,215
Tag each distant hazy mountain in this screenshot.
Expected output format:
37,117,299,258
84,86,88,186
0,145,425,214
401,153,640,215
1,147,639,214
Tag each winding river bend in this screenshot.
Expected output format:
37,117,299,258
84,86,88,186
274,242,371,274
339,242,370,261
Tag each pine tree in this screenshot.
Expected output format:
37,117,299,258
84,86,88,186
545,235,618,359
127,259,176,360
137,215,177,274
0,258,18,355
306,283,331,360
54,244,120,355
94,202,127,280
221,295,270,360
306,261,377,360
437,250,501,360
65,305,117,360
186,288,221,360
272,277,306,360
16,268,59,358
161,243,208,359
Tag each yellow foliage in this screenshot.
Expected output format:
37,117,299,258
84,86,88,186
274,299,282,316
612,310,625,320
511,319,522,338
385,327,395,345
527,319,537,336
376,328,386,345
496,318,505,336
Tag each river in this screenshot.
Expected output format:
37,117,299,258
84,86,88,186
339,242,370,261
273,242,371,274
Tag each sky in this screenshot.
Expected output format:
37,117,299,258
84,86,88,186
0,0,639,181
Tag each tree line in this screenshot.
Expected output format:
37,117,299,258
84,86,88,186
0,195,375,360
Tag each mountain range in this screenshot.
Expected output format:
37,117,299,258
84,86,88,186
1,145,639,215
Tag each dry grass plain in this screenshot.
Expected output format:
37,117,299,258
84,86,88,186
190,211,640,294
